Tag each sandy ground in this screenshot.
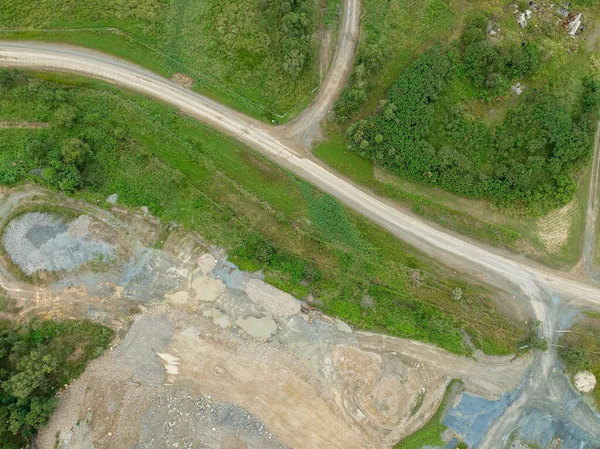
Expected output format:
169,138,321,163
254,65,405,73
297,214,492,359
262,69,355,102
0,186,531,449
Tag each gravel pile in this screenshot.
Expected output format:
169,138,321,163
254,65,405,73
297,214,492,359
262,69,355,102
243,279,300,318
2,212,114,275
140,393,288,449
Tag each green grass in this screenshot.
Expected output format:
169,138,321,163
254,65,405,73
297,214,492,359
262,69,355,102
319,0,600,268
314,128,591,268
0,70,531,356
558,314,600,409
394,380,464,449
315,132,522,248
0,0,322,122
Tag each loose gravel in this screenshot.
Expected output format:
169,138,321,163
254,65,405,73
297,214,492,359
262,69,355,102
2,212,114,275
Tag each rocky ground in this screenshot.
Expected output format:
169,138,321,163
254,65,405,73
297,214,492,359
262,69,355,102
0,185,531,449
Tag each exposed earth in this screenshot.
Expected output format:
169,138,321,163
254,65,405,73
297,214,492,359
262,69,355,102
2,0,600,446
0,186,530,449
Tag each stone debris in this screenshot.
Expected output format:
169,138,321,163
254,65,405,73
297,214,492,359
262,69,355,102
574,370,596,393
243,278,301,318
2,212,114,275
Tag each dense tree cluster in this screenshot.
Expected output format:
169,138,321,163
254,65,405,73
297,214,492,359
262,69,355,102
0,319,112,448
0,71,125,193
345,20,600,215
461,15,540,97
333,42,384,122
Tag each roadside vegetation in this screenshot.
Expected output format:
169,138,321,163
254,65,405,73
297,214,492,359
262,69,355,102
0,0,321,121
0,318,113,448
0,70,533,356
558,312,600,409
321,0,600,267
394,380,464,449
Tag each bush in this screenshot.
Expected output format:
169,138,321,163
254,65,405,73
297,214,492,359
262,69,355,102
0,319,113,447
559,346,592,372
344,31,598,216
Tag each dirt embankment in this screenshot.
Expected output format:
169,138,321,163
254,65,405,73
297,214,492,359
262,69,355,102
0,186,531,449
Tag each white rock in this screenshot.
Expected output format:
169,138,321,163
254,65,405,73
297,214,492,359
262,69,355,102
575,370,596,393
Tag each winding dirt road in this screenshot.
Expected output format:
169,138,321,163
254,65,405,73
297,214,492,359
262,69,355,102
283,0,361,148
2,1,600,444
2,41,600,310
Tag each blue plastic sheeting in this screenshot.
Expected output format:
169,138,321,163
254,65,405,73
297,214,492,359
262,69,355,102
516,409,600,449
442,391,516,448
445,438,459,449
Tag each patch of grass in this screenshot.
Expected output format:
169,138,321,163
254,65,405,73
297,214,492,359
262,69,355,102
315,132,522,249
558,314,600,409
0,70,531,356
0,0,323,122
322,0,342,29
395,379,464,449
319,0,600,268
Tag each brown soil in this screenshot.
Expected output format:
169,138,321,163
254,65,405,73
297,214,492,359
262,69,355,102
0,121,49,128
0,185,531,449
171,72,195,89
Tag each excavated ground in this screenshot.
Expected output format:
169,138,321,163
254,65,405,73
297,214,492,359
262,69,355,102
0,185,530,449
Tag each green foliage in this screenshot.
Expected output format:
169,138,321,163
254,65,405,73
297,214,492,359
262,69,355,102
0,319,113,447
517,324,548,353
332,0,457,123
559,346,592,372
558,315,600,407
460,16,541,96
345,25,600,216
0,71,528,356
395,380,463,448
0,0,319,120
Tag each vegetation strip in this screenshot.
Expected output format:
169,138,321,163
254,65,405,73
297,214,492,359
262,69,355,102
0,70,531,356
0,0,323,121
0,319,113,448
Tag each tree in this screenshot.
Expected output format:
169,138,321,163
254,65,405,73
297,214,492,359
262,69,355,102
60,138,91,168
2,350,59,400
558,346,591,372
51,104,78,129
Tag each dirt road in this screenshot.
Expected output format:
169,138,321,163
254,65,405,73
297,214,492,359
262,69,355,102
283,0,361,148
582,122,600,274
3,42,600,312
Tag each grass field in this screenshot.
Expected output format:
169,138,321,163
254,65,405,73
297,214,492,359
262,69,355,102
319,0,600,267
0,0,324,122
558,312,600,409
0,70,534,356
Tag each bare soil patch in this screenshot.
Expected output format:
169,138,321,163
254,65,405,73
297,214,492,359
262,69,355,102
0,121,48,128
170,72,195,89
537,201,576,253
